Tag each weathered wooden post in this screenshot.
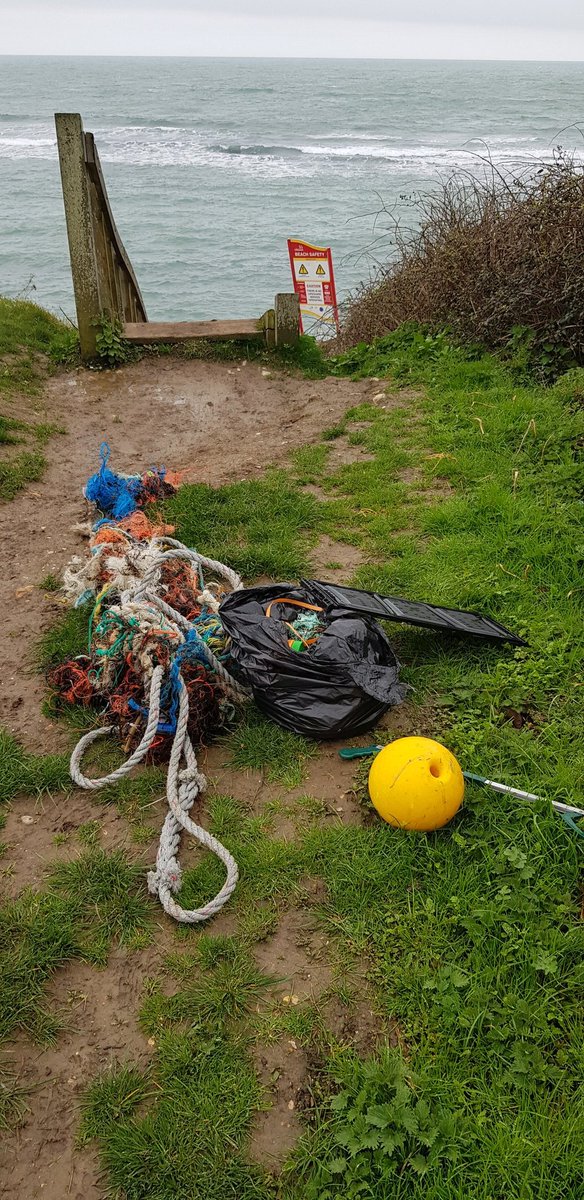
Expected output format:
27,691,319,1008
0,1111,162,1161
274,293,300,347
55,113,101,359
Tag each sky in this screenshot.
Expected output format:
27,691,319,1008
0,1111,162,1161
1,0,584,59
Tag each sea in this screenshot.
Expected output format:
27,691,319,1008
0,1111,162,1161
1,57,583,323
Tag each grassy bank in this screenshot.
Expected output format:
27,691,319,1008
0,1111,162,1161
0,297,76,499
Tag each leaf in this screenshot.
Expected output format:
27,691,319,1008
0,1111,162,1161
417,1126,440,1149
366,1103,394,1128
532,949,558,975
379,1129,399,1155
335,1128,354,1148
410,1153,429,1175
330,1090,350,1111
359,1131,382,1150
400,1107,420,1134
327,1157,347,1175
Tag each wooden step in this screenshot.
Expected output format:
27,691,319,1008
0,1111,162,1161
123,318,263,344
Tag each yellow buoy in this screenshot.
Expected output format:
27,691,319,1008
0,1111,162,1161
368,736,464,832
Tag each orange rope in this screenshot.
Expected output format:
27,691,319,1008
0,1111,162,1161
265,597,323,619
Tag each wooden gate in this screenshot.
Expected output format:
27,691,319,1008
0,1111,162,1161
55,113,299,360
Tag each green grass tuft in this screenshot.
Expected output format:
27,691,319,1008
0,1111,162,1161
165,470,319,579
228,707,317,788
37,602,90,667
78,1063,151,1145
0,449,45,501
0,729,71,805
39,572,61,592
0,1065,28,1130
81,1029,271,1200
0,415,25,445
0,297,78,393
0,298,76,500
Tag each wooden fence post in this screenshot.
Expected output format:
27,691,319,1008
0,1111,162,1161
55,113,100,359
274,293,300,347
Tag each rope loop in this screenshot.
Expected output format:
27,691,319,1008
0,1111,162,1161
69,539,247,923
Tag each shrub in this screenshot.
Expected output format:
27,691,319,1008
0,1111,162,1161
340,154,584,377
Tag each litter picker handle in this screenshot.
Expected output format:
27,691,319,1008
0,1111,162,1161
462,772,584,818
338,745,383,759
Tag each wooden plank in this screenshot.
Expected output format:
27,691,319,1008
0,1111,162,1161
123,320,264,344
261,308,276,349
87,179,114,316
84,133,147,322
55,113,100,359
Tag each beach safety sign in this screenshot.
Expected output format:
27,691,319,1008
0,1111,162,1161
287,239,339,334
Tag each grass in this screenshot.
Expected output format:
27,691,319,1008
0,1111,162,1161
79,1031,271,1200
0,729,71,805
38,602,90,668
228,707,317,788
0,297,77,500
164,469,319,578
79,939,277,1200
0,448,46,501
0,297,78,395
0,1064,28,1130
77,783,583,1198
0,415,25,444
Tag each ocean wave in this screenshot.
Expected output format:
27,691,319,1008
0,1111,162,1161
0,135,54,146
206,137,579,165
208,142,303,157
0,124,581,175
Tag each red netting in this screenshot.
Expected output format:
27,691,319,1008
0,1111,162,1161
47,657,95,707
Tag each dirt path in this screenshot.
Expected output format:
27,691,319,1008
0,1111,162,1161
0,357,367,750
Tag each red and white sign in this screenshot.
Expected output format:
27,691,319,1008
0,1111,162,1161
287,238,339,334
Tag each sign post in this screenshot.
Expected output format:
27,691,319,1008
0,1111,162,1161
287,238,339,335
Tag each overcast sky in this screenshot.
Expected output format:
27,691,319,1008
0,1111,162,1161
2,1,584,59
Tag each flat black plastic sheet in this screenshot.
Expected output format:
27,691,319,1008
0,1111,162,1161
303,580,526,646
220,584,406,740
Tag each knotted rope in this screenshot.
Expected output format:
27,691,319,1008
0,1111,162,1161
69,541,249,923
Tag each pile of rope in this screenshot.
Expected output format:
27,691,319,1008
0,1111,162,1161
51,445,249,924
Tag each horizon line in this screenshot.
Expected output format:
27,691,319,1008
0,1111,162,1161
1,53,584,64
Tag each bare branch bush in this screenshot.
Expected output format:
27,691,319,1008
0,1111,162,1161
339,153,584,367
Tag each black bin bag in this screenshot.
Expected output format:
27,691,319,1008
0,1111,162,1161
219,584,407,740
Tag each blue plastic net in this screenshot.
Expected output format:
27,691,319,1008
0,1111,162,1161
84,442,168,520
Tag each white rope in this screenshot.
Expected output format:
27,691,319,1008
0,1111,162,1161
69,541,248,924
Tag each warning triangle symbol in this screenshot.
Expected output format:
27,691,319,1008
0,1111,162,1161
298,263,308,275
315,263,326,275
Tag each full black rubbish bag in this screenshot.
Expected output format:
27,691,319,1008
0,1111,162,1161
219,584,407,740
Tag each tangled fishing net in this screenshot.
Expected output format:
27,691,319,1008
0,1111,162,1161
50,444,249,924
